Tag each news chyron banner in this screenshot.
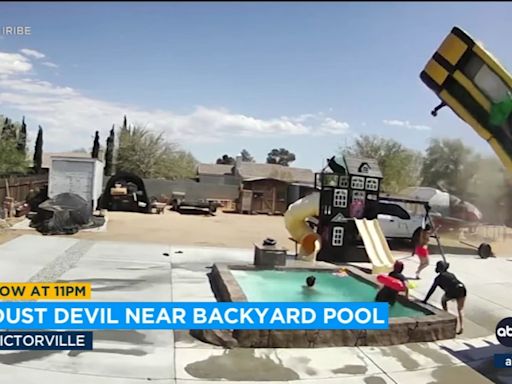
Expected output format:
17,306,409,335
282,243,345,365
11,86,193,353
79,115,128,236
0,283,93,350
0,282,389,350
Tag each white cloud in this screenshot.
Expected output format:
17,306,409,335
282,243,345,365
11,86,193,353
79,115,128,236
20,48,45,59
383,119,431,131
0,50,350,150
42,61,58,68
316,117,349,135
0,53,32,75
0,77,75,96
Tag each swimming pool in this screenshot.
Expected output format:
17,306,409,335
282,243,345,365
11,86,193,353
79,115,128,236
230,269,424,318
205,264,457,347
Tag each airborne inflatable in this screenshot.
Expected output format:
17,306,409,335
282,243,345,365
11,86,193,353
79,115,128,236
420,26,512,171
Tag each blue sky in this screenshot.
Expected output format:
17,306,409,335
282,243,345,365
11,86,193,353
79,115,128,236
1,2,511,170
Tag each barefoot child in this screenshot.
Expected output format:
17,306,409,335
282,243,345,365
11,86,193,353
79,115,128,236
414,224,435,279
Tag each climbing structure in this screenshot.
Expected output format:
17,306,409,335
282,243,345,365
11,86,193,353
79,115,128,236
314,156,388,265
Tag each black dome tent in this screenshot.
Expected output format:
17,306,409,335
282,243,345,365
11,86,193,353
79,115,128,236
99,171,151,213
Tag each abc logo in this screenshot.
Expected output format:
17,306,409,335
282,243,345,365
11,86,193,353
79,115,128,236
496,317,512,347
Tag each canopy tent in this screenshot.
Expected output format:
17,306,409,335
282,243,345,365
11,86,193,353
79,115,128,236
400,186,482,222
99,171,151,213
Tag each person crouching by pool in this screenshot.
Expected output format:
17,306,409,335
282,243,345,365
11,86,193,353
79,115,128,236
375,261,409,306
423,261,466,335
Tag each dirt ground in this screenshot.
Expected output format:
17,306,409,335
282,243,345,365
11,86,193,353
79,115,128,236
1,210,511,256
0,217,28,246
0,210,296,250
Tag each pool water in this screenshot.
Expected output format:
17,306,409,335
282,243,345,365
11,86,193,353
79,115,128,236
231,270,426,318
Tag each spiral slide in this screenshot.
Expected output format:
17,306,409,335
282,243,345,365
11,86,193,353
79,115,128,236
355,218,395,274
284,192,321,262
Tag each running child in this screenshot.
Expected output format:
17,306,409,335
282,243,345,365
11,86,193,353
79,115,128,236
414,224,435,279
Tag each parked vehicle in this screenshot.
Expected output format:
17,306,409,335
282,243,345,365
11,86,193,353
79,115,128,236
170,192,186,211
170,191,222,214
377,201,425,244
299,199,427,245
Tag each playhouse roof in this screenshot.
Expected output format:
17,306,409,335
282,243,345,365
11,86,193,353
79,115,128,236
343,155,382,178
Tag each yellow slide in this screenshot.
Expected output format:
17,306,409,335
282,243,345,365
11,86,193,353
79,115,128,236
284,192,321,262
355,219,395,274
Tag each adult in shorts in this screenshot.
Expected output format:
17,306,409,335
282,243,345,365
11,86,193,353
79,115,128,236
423,261,467,335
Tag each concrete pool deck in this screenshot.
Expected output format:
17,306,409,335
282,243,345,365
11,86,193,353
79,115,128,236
0,235,509,383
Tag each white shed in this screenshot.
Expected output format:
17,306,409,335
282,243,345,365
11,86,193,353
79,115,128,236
48,157,104,211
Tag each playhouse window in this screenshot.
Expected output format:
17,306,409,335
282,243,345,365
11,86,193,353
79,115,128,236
351,176,365,189
333,189,348,207
365,178,379,191
315,173,321,188
352,190,366,202
332,227,344,246
323,174,338,187
331,212,345,222
323,205,332,215
339,176,349,188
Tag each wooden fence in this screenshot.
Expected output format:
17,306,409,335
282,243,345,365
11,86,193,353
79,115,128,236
0,174,48,203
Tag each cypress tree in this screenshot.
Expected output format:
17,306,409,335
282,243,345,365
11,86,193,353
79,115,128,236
33,125,43,174
91,130,100,158
1,118,17,141
0,118,8,138
104,125,115,176
17,116,27,153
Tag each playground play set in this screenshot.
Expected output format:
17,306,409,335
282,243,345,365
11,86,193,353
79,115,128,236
284,154,412,275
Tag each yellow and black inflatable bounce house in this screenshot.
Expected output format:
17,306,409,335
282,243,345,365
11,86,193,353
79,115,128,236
420,26,512,171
